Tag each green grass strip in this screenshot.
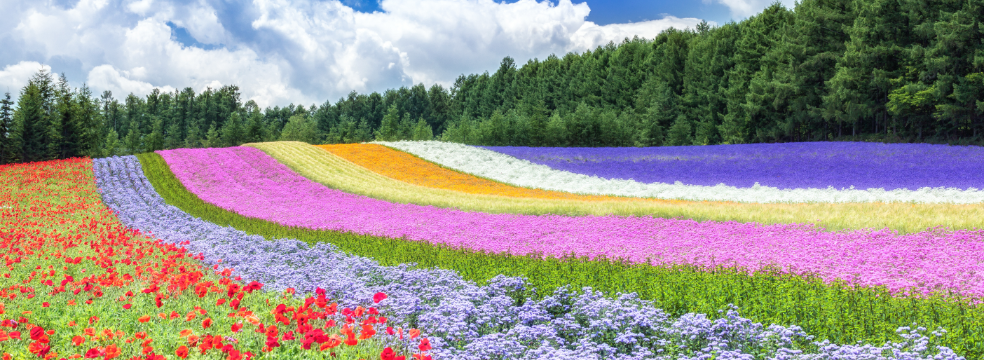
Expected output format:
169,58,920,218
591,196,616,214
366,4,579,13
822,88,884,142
136,152,984,358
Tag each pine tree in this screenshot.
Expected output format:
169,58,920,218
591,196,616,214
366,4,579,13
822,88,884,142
244,112,266,143
279,115,319,144
123,120,141,154
375,104,402,141
202,124,220,148
543,113,568,146
10,72,51,163
665,115,693,146
411,117,433,141
0,93,13,164
103,129,121,157
54,74,78,159
220,112,245,146
75,85,102,157
145,117,165,152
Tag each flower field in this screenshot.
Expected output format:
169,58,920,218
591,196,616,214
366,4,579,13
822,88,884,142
382,141,984,204
480,142,984,191
156,145,984,301
4,140,983,359
0,158,420,360
255,142,984,233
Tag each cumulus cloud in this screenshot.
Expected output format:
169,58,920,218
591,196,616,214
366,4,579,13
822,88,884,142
0,0,709,107
571,16,705,50
715,0,796,19
0,61,50,96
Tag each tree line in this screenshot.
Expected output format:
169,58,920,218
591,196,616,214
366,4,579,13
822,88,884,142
1,0,982,165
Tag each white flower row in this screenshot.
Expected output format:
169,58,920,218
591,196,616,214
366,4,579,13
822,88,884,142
377,140,984,204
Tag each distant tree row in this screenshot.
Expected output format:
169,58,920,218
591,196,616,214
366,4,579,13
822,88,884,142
2,0,983,165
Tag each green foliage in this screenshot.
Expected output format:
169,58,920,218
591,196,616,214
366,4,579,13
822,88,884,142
0,92,12,163
665,115,693,146
221,112,245,146
375,104,404,141
279,114,320,144
139,151,984,358
410,117,433,141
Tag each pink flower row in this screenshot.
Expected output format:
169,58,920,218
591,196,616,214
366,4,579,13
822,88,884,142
159,147,984,299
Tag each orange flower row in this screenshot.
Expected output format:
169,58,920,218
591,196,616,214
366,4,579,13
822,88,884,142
318,144,681,203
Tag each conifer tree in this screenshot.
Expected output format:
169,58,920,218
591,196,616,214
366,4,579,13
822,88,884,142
221,112,245,146
375,104,402,141
0,93,13,164
665,115,693,146
102,129,121,157
411,117,433,140
145,117,165,152
202,124,220,148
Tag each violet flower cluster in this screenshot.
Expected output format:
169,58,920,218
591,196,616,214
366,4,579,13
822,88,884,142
90,155,962,360
157,147,984,299
482,142,984,191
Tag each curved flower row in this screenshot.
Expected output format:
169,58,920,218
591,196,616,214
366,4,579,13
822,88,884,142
380,141,984,204
91,155,963,359
0,158,415,360
481,142,984,191
158,146,984,299
317,144,659,202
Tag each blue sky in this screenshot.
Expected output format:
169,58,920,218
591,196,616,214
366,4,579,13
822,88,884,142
339,0,737,26
0,0,789,107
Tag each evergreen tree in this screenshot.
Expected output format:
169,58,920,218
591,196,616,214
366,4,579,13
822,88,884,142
10,70,54,163
103,129,121,157
411,117,433,141
202,124,220,148
123,122,141,154
244,112,267,143
544,113,569,146
221,112,245,146
279,114,319,144
0,93,13,164
145,117,165,152
75,85,102,157
375,104,403,141
665,115,693,146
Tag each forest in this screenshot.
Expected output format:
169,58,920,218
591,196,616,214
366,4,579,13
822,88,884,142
1,0,982,164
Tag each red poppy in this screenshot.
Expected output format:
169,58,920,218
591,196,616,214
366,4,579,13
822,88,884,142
231,323,243,333
175,346,189,359
373,292,387,303
72,335,85,346
123,304,132,310
418,338,431,352
28,341,50,356
106,344,121,359
202,318,212,329
380,347,396,360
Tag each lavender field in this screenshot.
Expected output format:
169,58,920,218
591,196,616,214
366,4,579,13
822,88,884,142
483,142,984,191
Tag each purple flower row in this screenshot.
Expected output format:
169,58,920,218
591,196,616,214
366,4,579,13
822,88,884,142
481,142,984,191
91,155,962,359
158,146,984,299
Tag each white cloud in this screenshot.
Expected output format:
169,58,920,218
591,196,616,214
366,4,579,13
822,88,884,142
716,0,796,19
0,61,50,96
571,16,707,50
0,0,711,107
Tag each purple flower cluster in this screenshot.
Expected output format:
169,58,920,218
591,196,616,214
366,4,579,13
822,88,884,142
91,155,962,360
156,147,984,299
482,142,984,191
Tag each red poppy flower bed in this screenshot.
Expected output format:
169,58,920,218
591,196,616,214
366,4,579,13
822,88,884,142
0,158,426,360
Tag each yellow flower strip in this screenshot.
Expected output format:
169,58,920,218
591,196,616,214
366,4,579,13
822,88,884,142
246,141,984,233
